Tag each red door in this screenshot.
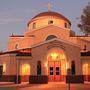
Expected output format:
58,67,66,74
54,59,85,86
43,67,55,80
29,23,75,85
48,61,54,81
48,61,61,82
55,62,61,81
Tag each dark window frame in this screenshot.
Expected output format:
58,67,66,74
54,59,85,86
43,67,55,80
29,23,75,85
56,72,59,75
83,44,87,51
71,61,76,75
64,22,68,28
37,61,42,76
0,65,3,77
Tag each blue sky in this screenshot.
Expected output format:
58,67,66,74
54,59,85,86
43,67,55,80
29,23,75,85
0,0,89,51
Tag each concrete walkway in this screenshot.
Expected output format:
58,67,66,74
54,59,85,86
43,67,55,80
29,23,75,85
0,82,90,90
0,82,14,86
16,82,90,90
0,82,29,90
0,82,29,87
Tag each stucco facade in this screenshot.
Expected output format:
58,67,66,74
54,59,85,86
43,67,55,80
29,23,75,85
0,11,90,84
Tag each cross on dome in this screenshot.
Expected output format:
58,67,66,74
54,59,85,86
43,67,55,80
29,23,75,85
47,3,52,11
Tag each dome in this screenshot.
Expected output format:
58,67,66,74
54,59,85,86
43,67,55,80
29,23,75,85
28,11,71,26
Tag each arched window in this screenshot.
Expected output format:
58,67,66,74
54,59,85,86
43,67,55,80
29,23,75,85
83,44,86,51
46,35,57,41
15,44,18,49
37,61,41,75
64,22,67,28
33,22,36,29
71,61,75,75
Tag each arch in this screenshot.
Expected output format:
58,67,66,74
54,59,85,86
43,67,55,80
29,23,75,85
47,48,66,61
46,35,57,41
45,48,68,82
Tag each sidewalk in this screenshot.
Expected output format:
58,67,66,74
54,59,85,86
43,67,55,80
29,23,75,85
0,82,29,87
0,82,30,90
0,82,90,90
0,82,14,86
17,82,90,90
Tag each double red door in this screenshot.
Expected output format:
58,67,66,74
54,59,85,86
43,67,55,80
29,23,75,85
48,61,61,82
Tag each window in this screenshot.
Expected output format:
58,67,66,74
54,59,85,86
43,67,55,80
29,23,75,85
33,22,36,29
56,72,59,75
50,67,53,75
50,67,53,71
46,35,57,41
50,72,53,75
56,67,60,75
48,20,53,24
15,44,18,49
56,67,59,71
71,61,75,75
83,44,86,51
37,61,41,75
64,23,67,28
0,65,3,77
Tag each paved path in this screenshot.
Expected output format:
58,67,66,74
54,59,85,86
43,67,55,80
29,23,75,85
0,82,14,86
16,82,90,90
0,82,90,90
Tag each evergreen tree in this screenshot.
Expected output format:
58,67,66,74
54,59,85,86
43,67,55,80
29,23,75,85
78,2,90,36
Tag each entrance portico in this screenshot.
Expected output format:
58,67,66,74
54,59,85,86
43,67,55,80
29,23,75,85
47,48,67,82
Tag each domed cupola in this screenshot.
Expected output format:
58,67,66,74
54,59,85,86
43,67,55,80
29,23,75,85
27,11,71,30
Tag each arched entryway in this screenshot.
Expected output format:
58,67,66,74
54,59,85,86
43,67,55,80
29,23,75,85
21,64,30,82
46,48,67,82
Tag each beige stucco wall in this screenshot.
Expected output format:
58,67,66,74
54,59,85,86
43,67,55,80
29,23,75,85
69,37,90,51
25,25,70,45
0,54,32,76
28,16,70,30
65,42,82,75
81,56,90,76
0,54,17,75
7,11,89,53
8,37,34,51
31,39,82,76
17,56,32,75
8,25,70,51
0,40,84,76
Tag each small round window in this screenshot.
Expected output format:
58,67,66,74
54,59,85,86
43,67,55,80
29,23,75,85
48,20,53,24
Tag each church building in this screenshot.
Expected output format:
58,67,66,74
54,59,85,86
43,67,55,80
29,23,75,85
0,10,90,84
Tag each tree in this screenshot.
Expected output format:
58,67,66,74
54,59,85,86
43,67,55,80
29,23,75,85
78,2,90,36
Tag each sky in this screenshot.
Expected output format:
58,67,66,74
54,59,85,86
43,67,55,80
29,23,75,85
0,0,89,51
